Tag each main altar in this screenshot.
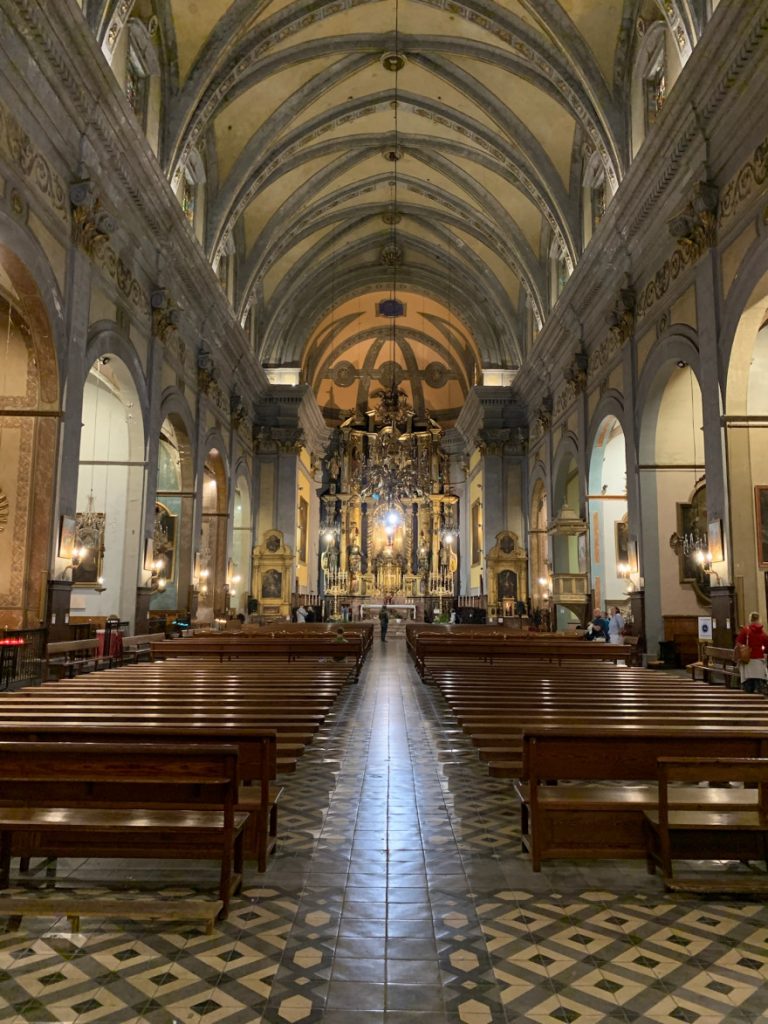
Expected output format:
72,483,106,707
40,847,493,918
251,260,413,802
319,384,458,616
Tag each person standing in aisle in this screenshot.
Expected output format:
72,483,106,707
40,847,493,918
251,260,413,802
735,611,768,694
379,605,389,642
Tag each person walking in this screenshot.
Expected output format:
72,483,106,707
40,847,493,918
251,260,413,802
379,605,389,642
608,606,625,644
735,611,768,694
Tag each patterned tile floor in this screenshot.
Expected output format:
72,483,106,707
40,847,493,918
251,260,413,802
3,640,768,1023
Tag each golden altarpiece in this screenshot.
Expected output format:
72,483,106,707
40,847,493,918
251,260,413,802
319,385,458,617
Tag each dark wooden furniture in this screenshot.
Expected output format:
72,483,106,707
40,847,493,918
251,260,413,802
687,645,742,687
0,741,248,918
644,757,768,892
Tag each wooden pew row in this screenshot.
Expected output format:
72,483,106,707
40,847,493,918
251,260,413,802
644,757,768,891
0,642,355,892
0,741,247,921
520,726,768,870
151,636,366,678
0,723,280,872
410,638,636,677
426,655,768,876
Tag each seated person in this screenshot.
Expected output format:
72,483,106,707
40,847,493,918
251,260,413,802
585,609,609,641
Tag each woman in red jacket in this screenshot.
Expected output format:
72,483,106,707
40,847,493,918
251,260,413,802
735,611,768,694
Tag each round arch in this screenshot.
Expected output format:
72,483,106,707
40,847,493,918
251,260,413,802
637,346,709,656
0,236,61,627
198,441,230,621
151,399,197,618
721,255,768,623
76,351,145,628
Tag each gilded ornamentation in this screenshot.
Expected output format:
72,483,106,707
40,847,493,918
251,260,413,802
0,488,9,532
0,99,68,222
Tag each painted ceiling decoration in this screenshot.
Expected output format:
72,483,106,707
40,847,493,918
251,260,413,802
88,0,703,419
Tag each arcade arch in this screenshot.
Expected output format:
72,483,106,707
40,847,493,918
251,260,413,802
0,244,60,628
638,358,707,653
151,413,195,617
724,269,768,625
76,354,144,628
198,447,228,621
587,416,629,619
231,472,253,618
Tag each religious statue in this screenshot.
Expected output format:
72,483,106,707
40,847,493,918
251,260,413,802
438,542,449,570
326,538,339,573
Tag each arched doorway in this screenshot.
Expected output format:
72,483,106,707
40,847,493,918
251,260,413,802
150,414,194,618
0,245,60,628
76,355,144,627
639,359,707,657
550,452,585,631
529,478,550,623
198,447,228,621
588,416,629,619
231,473,252,618
724,270,768,625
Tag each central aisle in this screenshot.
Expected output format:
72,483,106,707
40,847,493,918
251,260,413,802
262,636,522,1022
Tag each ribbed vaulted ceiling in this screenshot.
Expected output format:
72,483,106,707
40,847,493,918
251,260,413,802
91,1,702,401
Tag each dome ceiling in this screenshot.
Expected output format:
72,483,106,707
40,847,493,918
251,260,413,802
106,1,699,380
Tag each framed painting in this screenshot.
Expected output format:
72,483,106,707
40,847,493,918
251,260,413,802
298,497,308,564
72,510,105,587
675,483,709,602
755,487,768,567
471,500,482,565
58,515,76,560
614,517,629,566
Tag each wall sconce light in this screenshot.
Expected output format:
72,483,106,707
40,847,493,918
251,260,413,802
694,547,721,584
199,568,210,596
617,562,631,579
148,558,167,593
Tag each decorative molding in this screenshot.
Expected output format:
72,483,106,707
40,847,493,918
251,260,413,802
0,98,68,222
719,135,768,228
150,287,180,342
197,345,215,394
70,183,148,313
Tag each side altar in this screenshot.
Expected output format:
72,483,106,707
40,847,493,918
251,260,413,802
319,384,458,614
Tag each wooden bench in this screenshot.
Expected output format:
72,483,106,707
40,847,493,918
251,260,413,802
121,633,157,663
644,757,768,892
0,741,248,918
151,635,365,678
410,636,636,677
0,721,281,869
687,645,743,688
45,639,107,680
519,726,768,869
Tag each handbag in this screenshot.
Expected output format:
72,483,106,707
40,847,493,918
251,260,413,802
735,643,752,665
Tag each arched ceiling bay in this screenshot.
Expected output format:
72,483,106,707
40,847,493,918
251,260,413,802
302,290,481,427
129,1,699,375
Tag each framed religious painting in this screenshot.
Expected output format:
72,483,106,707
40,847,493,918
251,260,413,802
755,487,768,567
674,482,709,603
58,515,77,560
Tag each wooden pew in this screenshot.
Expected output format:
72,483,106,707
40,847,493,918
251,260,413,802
45,639,107,680
150,635,366,678
0,741,248,918
687,645,742,688
0,723,280,871
410,636,636,677
643,756,768,892
121,633,158,663
520,726,768,869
